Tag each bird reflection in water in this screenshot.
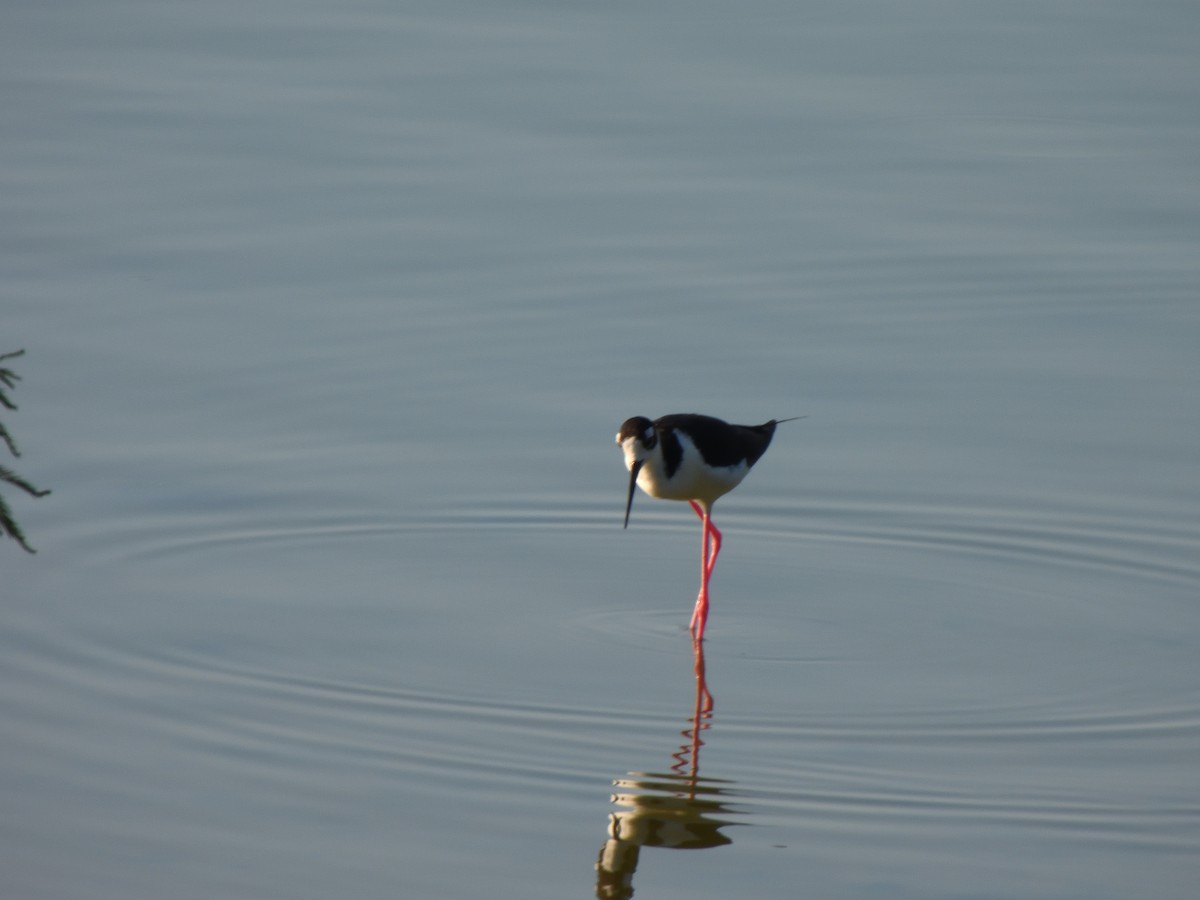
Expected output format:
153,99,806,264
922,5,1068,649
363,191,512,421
595,639,744,898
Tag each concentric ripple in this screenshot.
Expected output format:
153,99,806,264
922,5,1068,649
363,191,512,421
6,488,1198,898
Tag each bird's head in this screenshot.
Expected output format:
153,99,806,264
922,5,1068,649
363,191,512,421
616,416,657,528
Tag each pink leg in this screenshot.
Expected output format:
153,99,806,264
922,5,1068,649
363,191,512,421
704,518,722,579
688,501,721,639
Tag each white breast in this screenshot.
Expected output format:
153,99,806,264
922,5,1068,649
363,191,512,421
636,431,749,505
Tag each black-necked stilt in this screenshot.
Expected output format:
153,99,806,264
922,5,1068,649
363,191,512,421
616,413,801,640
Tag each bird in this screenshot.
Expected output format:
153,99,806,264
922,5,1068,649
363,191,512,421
616,413,801,640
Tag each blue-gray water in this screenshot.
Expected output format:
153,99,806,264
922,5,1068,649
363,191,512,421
4,2,1199,897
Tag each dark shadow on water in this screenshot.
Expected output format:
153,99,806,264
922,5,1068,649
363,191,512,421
594,639,744,898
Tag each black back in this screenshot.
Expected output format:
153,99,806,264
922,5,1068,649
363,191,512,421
655,414,780,475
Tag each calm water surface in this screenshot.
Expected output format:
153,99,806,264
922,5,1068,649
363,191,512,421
3,2,1199,898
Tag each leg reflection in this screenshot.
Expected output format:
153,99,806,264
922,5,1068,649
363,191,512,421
594,639,740,898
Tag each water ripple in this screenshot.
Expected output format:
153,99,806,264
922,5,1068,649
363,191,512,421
14,487,1197,879
86,491,1200,598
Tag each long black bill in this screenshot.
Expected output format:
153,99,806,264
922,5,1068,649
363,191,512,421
623,459,644,529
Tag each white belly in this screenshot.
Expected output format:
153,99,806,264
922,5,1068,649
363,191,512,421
634,432,750,505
